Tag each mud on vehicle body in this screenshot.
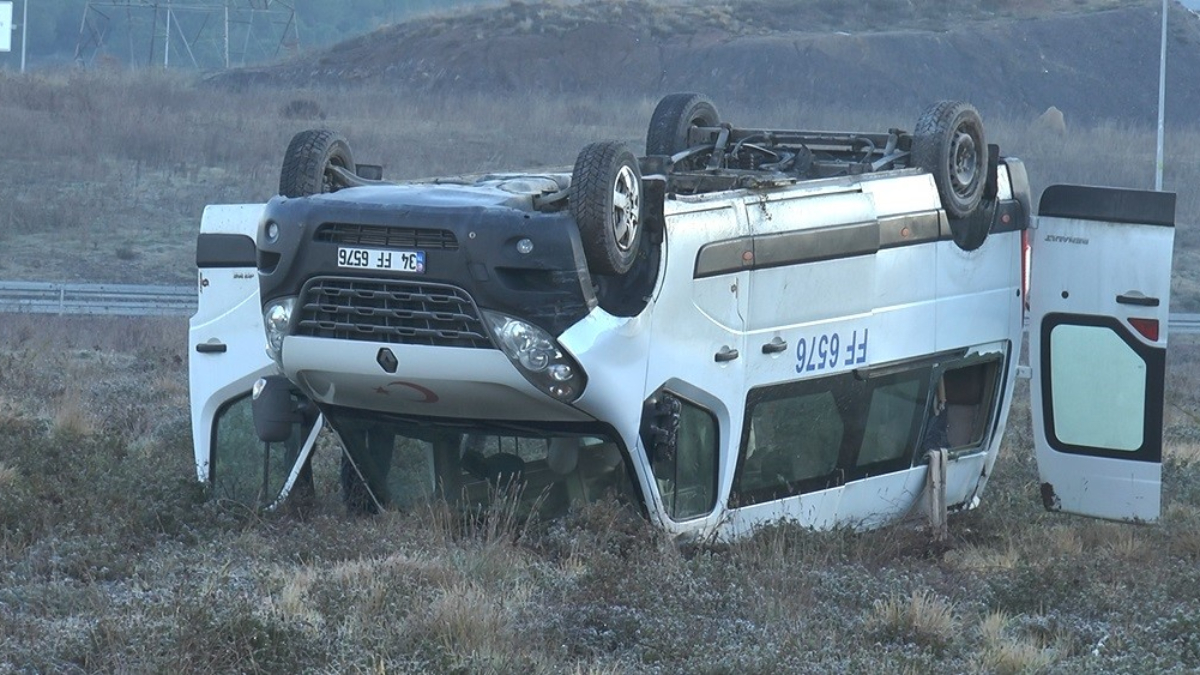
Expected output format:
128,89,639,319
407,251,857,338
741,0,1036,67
190,93,1174,538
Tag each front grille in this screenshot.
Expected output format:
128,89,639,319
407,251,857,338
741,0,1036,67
315,223,459,250
295,277,492,348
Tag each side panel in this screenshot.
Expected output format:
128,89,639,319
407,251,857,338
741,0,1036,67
741,188,881,527
641,200,750,533
723,171,1025,536
743,188,879,330
190,204,269,482
1029,185,1175,522
190,203,324,506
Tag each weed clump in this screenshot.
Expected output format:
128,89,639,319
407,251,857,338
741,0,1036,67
280,98,326,121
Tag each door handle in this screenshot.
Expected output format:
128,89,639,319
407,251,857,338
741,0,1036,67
762,337,788,354
1116,292,1159,307
714,346,740,363
195,341,228,354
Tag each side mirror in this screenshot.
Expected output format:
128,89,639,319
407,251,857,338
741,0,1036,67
252,375,305,443
640,392,681,479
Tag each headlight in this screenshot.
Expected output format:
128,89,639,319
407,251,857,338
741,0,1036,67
264,297,296,362
482,310,587,401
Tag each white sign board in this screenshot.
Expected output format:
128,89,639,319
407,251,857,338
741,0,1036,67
0,2,12,53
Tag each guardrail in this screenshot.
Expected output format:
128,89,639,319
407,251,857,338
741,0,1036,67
0,281,196,317
1,281,1200,331
1172,313,1200,334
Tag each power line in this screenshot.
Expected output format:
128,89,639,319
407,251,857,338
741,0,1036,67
73,0,298,69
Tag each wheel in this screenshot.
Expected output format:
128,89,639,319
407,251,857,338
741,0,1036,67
279,129,354,197
570,141,644,276
912,101,987,219
945,149,1000,252
645,92,721,157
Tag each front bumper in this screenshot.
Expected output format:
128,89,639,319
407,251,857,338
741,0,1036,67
280,336,593,423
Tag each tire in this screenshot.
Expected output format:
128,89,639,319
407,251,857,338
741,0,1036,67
645,92,721,157
570,141,644,276
912,101,987,219
279,129,355,198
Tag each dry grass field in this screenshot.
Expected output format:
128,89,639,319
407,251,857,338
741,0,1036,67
4,69,1200,672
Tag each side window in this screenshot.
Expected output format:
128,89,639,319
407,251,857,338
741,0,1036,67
921,358,1002,453
645,393,719,521
858,374,926,468
212,394,310,506
733,351,1005,507
1048,324,1147,452
735,389,844,506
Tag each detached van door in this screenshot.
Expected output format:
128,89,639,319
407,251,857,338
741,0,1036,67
189,204,321,507
1029,185,1175,522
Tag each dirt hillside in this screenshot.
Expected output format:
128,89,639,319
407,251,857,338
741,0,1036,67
214,0,1200,127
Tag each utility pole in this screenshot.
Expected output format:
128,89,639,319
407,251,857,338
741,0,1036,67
20,0,27,73
164,3,171,67
1156,0,1167,191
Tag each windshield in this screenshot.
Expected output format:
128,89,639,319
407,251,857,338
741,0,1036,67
326,408,641,518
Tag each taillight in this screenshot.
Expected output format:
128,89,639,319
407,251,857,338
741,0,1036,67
1129,318,1160,341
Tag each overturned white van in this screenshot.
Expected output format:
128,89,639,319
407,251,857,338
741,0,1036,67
189,94,1175,538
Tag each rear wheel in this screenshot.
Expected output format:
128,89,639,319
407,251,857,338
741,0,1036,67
912,101,987,219
646,92,721,157
570,141,644,276
279,129,354,197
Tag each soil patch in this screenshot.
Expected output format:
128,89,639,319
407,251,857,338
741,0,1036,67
212,1,1200,128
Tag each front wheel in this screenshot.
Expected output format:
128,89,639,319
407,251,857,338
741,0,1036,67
912,101,987,220
279,129,355,198
570,141,644,276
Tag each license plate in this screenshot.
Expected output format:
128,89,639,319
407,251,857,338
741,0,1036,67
337,247,425,273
